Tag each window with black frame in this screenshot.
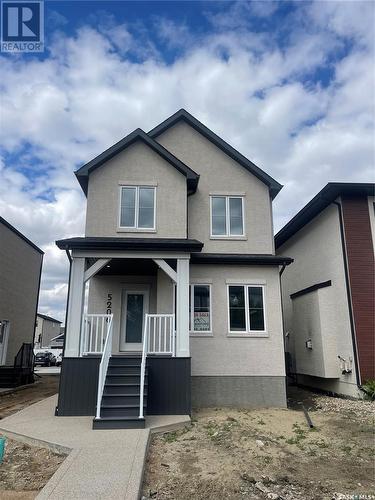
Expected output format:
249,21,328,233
228,285,265,333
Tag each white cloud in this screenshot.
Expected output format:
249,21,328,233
0,1,373,319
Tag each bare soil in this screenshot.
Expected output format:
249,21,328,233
0,439,66,498
0,375,65,499
0,376,59,420
143,388,375,500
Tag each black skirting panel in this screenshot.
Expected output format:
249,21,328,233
147,357,191,415
57,357,100,416
56,356,191,416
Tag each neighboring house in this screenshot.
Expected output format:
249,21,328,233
56,109,292,428
276,183,375,398
34,313,62,348
0,216,43,386
49,333,65,349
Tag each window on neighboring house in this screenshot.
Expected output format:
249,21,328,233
189,284,211,333
228,285,265,333
119,186,156,229
210,196,244,237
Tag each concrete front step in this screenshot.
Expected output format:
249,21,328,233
92,416,145,429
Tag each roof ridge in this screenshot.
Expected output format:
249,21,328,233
74,127,199,196
148,108,282,199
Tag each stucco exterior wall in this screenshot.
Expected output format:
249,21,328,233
87,263,285,378
189,264,285,377
0,222,42,365
277,203,358,396
155,121,274,254
85,141,187,238
87,275,158,354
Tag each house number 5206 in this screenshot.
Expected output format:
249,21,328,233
106,293,112,315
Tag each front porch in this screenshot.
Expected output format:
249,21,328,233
56,237,203,428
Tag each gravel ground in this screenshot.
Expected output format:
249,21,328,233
143,389,374,500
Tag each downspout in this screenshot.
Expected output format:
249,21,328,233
278,262,290,387
332,201,361,387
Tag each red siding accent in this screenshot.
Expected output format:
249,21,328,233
342,195,375,381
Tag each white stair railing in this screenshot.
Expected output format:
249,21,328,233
95,314,113,419
82,314,113,355
139,313,175,419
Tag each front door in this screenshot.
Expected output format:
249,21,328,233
120,287,149,352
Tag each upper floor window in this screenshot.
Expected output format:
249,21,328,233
210,195,244,237
119,186,156,230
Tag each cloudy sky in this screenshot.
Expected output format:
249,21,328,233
0,0,374,321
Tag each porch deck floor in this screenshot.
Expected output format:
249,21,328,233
0,395,189,499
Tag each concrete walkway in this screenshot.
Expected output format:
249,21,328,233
0,395,189,500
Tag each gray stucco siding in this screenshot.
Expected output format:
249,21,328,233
155,121,274,254
277,203,358,393
189,264,285,377
0,222,42,364
86,264,285,378
85,141,187,239
87,274,158,355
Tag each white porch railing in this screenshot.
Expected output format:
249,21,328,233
139,313,175,419
81,314,113,355
95,314,114,419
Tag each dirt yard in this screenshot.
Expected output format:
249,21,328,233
0,375,64,499
0,375,59,420
143,389,375,500
0,439,66,499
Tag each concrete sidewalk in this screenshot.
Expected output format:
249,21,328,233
0,395,189,499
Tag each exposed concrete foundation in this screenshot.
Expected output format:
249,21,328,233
296,374,362,399
192,376,287,408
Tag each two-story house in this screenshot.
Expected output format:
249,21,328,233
56,109,292,429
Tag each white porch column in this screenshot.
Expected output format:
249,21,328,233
176,258,190,357
65,257,85,357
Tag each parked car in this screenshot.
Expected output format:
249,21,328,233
55,353,63,366
34,351,56,367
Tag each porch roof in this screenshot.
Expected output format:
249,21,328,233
56,237,204,253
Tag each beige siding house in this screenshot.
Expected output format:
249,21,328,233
0,216,43,386
56,109,292,428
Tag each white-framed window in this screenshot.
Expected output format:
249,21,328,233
210,195,244,237
189,284,212,333
119,186,156,230
227,285,266,334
